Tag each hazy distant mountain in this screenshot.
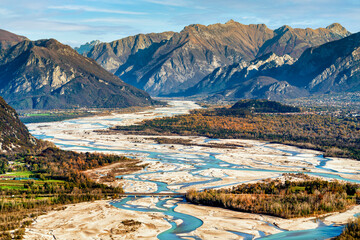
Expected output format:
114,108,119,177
0,29,28,50
84,20,349,96
0,39,160,110
74,40,101,55
0,96,37,153
189,31,360,101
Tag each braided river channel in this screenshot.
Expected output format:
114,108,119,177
27,101,360,240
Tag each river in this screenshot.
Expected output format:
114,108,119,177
26,101,360,240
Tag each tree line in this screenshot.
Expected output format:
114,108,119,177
186,179,360,219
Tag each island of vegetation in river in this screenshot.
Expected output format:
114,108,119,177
186,177,360,219
112,99,360,160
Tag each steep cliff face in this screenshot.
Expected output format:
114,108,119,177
84,21,349,96
0,96,36,153
85,32,175,73
0,29,28,51
0,39,159,109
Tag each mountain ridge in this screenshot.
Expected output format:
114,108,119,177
0,29,28,51
0,38,160,110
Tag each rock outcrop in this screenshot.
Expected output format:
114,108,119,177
0,96,37,153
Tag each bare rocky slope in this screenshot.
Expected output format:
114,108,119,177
82,20,350,96
0,39,160,109
0,29,28,50
0,96,37,153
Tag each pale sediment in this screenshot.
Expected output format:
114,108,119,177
24,200,171,240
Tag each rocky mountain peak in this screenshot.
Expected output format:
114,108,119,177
274,25,293,34
34,39,72,52
74,40,101,55
250,23,269,31
326,23,351,36
182,24,207,33
225,19,237,25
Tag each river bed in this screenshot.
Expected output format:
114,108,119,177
25,101,360,240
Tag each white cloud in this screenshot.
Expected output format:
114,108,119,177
0,8,19,17
144,0,188,7
48,5,146,15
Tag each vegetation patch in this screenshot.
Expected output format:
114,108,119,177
186,179,360,219
231,99,301,113
19,111,95,124
335,216,360,240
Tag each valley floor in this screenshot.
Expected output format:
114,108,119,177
24,101,360,240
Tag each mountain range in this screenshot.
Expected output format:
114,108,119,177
81,20,351,97
0,20,357,110
0,38,159,109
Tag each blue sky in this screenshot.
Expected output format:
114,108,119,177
1,0,359,47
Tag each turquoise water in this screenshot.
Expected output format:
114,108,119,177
110,197,203,240
28,109,360,240
258,225,344,240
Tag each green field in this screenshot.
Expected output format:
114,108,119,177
26,113,51,117
0,178,66,191
0,180,27,190
1,171,33,177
